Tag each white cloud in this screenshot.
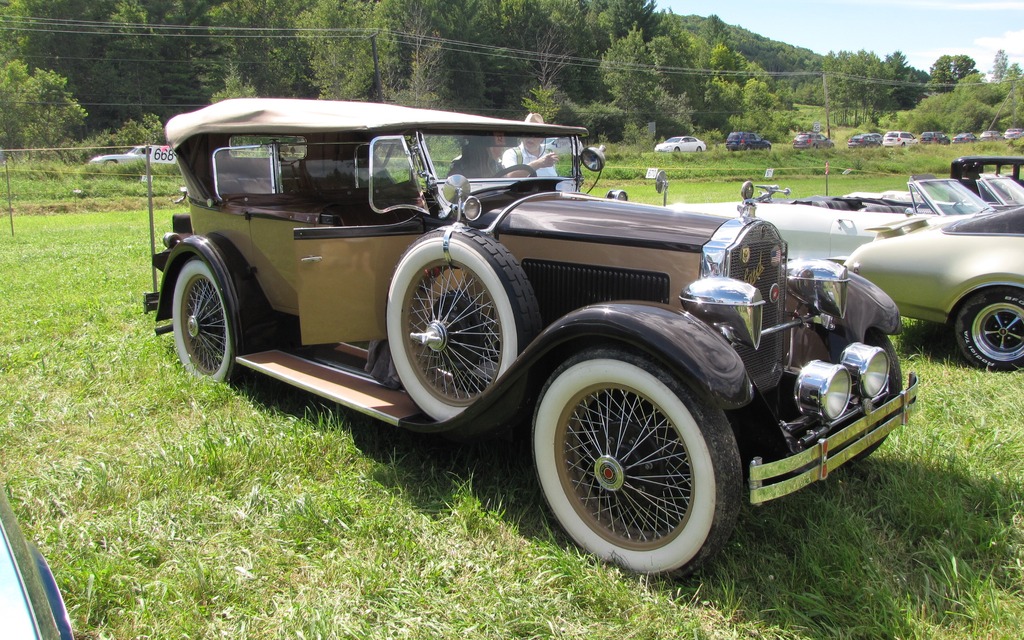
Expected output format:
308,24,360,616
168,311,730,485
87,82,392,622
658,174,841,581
837,1,1024,8
903,29,1024,72
976,30,1024,57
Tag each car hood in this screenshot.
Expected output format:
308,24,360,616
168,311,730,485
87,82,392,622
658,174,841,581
495,197,727,253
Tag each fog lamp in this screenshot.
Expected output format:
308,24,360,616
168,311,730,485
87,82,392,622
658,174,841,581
841,343,889,399
796,361,852,421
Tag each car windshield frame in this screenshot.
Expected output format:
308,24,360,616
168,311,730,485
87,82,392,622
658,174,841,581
420,131,579,187
911,178,997,216
978,175,1024,206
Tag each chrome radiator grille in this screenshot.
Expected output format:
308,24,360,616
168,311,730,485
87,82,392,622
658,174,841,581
726,221,787,390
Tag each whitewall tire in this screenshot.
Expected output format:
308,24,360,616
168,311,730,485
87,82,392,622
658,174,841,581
172,258,236,382
386,229,540,421
532,348,742,575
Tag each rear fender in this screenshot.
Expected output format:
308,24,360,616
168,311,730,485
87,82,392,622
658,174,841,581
154,234,248,352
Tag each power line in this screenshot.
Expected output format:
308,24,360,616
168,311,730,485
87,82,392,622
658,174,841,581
8,13,1011,92
0,15,821,80
2,13,1014,113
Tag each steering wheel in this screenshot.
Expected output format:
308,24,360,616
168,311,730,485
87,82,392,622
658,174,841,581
494,163,537,178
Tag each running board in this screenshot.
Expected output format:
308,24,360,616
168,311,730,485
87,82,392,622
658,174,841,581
236,350,424,425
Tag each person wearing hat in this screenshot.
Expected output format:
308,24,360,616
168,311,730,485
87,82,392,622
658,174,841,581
502,113,558,176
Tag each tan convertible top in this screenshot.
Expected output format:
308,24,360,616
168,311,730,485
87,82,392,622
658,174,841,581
165,98,587,149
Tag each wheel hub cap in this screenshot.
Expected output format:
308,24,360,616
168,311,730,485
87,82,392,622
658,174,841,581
410,320,448,352
187,315,200,338
594,455,625,491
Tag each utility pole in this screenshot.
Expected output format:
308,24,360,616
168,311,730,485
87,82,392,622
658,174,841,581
371,34,383,102
2,149,12,236
822,73,831,140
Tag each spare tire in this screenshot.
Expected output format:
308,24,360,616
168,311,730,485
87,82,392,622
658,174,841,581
386,229,542,420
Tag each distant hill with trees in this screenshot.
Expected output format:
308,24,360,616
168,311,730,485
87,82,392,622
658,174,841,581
0,0,1019,151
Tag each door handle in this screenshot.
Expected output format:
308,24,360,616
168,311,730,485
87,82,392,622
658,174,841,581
300,255,323,263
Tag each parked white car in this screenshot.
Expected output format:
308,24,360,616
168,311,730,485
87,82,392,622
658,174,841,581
674,176,996,261
88,145,148,164
882,131,917,147
654,136,706,152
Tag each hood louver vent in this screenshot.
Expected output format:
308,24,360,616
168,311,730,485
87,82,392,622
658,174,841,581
522,260,670,325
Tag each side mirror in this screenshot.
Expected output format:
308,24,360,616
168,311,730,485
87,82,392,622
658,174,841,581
655,170,668,206
442,174,470,203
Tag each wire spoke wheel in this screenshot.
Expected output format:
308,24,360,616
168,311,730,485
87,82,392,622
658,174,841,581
404,261,503,401
387,229,540,421
172,259,236,381
560,385,695,547
533,348,741,575
183,276,229,373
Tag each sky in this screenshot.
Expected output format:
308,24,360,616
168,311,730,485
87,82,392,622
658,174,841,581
661,0,1024,75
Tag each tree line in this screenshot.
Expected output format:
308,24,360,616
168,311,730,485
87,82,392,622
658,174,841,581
0,0,1019,154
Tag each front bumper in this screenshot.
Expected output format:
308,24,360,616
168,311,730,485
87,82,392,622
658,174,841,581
748,372,919,504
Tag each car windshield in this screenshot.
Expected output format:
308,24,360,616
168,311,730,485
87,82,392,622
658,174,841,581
979,176,1024,206
913,179,995,216
422,132,576,183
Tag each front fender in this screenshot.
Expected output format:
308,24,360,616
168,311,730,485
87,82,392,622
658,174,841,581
402,302,754,439
827,271,902,358
526,303,754,409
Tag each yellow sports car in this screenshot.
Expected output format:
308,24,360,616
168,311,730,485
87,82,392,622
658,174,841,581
847,207,1024,370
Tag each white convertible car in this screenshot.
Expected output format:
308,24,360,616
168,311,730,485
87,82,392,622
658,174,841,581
674,176,1000,261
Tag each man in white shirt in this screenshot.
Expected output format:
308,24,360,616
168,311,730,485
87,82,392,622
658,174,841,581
502,113,558,176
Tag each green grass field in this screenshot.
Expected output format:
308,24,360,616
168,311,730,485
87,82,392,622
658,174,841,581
1,153,1022,639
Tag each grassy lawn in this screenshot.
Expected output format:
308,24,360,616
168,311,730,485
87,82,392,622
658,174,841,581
1,157,1022,638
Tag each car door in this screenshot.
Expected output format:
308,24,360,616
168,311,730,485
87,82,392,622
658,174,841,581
827,208,918,260
294,136,427,345
294,222,423,344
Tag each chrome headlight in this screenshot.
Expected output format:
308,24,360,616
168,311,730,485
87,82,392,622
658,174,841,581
680,277,764,349
841,343,889,399
796,361,852,421
788,259,849,318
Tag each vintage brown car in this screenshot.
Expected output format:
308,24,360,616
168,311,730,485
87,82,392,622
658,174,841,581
146,98,918,575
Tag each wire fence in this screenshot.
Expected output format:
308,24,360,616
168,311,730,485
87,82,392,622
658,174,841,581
1,144,185,236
